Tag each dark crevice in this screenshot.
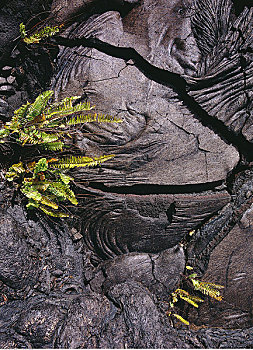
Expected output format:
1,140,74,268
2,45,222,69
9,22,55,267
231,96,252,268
87,181,223,195
166,203,176,224
50,35,253,161
232,0,252,15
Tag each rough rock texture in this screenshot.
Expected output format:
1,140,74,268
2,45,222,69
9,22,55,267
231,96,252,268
0,0,253,348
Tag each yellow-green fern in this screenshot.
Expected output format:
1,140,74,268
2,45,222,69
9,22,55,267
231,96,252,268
167,270,224,326
20,23,60,44
50,155,115,169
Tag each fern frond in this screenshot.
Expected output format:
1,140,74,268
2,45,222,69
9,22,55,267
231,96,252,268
172,314,189,325
33,158,48,175
175,289,203,308
0,128,10,141
186,295,204,303
26,90,54,121
21,187,42,201
39,205,69,218
45,99,92,122
50,154,115,169
21,24,60,45
40,195,58,209
26,199,40,209
38,132,60,143
41,142,64,151
179,296,199,308
66,113,123,125
96,113,123,123
198,281,224,290
48,181,78,205
18,130,34,145
5,162,25,181
13,102,31,124
29,182,50,192
66,114,97,125
45,96,81,116
59,173,74,184
4,102,31,133
20,23,27,39
20,129,60,145
190,279,223,301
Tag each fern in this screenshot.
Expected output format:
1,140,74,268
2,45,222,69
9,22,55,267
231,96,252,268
96,113,123,123
66,113,123,125
20,23,60,45
2,87,120,217
40,195,59,209
50,155,115,169
59,173,73,184
4,153,114,217
172,314,189,326
66,114,97,125
39,205,69,218
42,142,64,151
47,181,78,205
190,278,223,301
26,90,54,121
5,158,74,217
5,162,25,181
167,270,224,326
0,128,10,141
44,98,92,123
175,289,204,308
0,90,121,156
0,91,93,148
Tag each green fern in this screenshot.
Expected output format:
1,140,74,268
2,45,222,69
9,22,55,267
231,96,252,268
172,313,190,326
47,181,78,205
175,289,204,308
66,113,123,125
26,90,54,120
0,90,122,154
20,23,60,44
189,277,224,301
66,114,97,125
5,162,25,181
4,152,113,217
167,270,224,326
96,113,123,123
5,158,75,217
0,91,93,148
39,205,69,218
42,142,64,151
2,88,121,218
50,155,115,169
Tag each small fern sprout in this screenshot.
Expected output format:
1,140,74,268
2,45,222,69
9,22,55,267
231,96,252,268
174,289,204,308
172,313,190,326
166,269,224,326
188,273,224,301
20,23,60,44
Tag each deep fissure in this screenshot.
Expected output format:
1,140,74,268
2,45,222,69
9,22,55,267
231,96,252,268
87,181,224,195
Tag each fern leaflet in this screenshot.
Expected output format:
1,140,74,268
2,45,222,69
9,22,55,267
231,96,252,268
172,314,189,325
39,205,69,217
41,142,64,151
50,155,115,169
20,23,60,44
190,279,223,301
